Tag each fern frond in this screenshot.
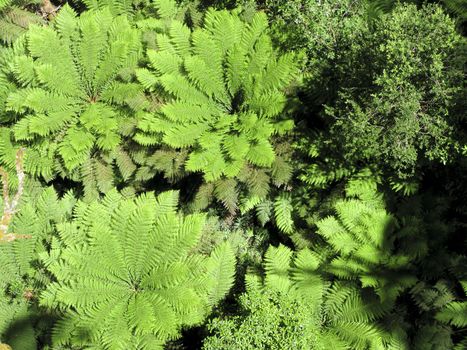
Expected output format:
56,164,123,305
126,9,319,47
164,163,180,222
153,0,178,20
0,6,43,45
273,194,294,234
115,147,136,181
205,241,236,306
255,199,272,226
332,321,384,350
169,20,191,56
436,301,467,327
264,244,293,293
213,178,238,215
191,183,214,212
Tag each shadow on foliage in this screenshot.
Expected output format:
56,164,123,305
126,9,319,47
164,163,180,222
2,310,58,350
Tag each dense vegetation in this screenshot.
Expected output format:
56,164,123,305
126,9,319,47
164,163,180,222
0,0,465,349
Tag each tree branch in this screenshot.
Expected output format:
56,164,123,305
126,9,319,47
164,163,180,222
0,148,30,242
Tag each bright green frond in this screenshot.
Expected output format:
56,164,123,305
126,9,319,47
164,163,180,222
273,194,294,234
205,241,236,306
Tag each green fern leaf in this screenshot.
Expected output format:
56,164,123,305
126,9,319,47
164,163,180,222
436,301,467,327
273,194,294,234
3,5,142,195
205,241,236,306
264,244,293,293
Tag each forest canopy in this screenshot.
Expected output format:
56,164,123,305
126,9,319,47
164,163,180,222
0,0,466,349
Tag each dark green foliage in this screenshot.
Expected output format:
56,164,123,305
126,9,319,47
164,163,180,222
0,1,43,45
274,1,466,189
436,280,467,329
264,0,369,91
400,193,467,349
325,4,465,179
442,0,467,23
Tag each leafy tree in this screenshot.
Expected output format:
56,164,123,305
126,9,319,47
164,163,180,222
203,275,321,350
40,189,236,349
271,1,466,192
325,4,465,180
263,0,370,97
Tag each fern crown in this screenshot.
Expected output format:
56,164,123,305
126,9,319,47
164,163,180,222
3,5,143,175
40,189,235,349
136,3,297,182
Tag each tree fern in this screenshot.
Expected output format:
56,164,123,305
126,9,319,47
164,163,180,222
315,179,417,305
40,189,236,349
1,5,144,200
135,1,297,213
